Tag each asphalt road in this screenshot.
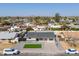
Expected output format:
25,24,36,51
0,53,65,56
1,53,79,56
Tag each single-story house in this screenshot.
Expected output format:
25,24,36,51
75,20,79,25
32,27,39,31
0,26,10,31
32,25,47,31
48,23,54,27
8,25,21,32
24,31,56,41
69,25,79,28
36,25,47,31
0,31,19,43
24,22,35,27
48,25,62,28
65,19,73,23
59,19,65,22
0,31,17,39
59,19,73,23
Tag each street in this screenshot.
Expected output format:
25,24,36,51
0,53,65,56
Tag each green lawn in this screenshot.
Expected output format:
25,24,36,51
23,44,42,48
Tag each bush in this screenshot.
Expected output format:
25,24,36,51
1,20,11,25
49,28,61,31
71,28,79,31
26,26,34,31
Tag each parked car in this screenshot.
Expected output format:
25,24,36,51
3,48,20,55
65,48,78,54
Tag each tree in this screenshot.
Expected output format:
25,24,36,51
54,13,61,22
26,26,34,31
61,24,70,31
33,16,40,25
1,20,11,25
75,17,78,20
64,16,67,20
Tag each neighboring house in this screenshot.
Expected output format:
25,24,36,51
36,25,47,31
15,19,23,22
24,22,35,27
68,23,75,28
48,24,62,28
24,23,30,26
33,26,47,31
0,26,10,31
0,31,19,43
8,25,20,32
23,18,32,23
69,23,74,26
24,31,56,41
48,22,54,28
60,18,73,23
53,25,62,28
65,19,73,23
48,20,55,27
49,19,56,23
32,27,39,31
72,25,79,28
48,20,61,28
68,23,79,29
75,19,79,25
0,23,2,27
0,32,17,39
19,25,27,30
59,19,65,22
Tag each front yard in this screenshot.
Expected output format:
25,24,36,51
23,44,42,48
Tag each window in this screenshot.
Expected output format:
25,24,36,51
5,50,12,52
12,49,15,51
49,39,53,40
68,49,76,52
5,49,15,52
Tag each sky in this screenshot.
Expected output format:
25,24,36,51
0,3,79,16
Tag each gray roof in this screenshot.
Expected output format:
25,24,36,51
0,32,17,39
24,31,55,38
72,25,79,28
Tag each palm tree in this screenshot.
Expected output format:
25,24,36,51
64,16,67,20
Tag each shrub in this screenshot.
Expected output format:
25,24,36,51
71,28,79,31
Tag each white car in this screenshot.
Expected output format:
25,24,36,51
3,48,20,55
65,48,78,54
